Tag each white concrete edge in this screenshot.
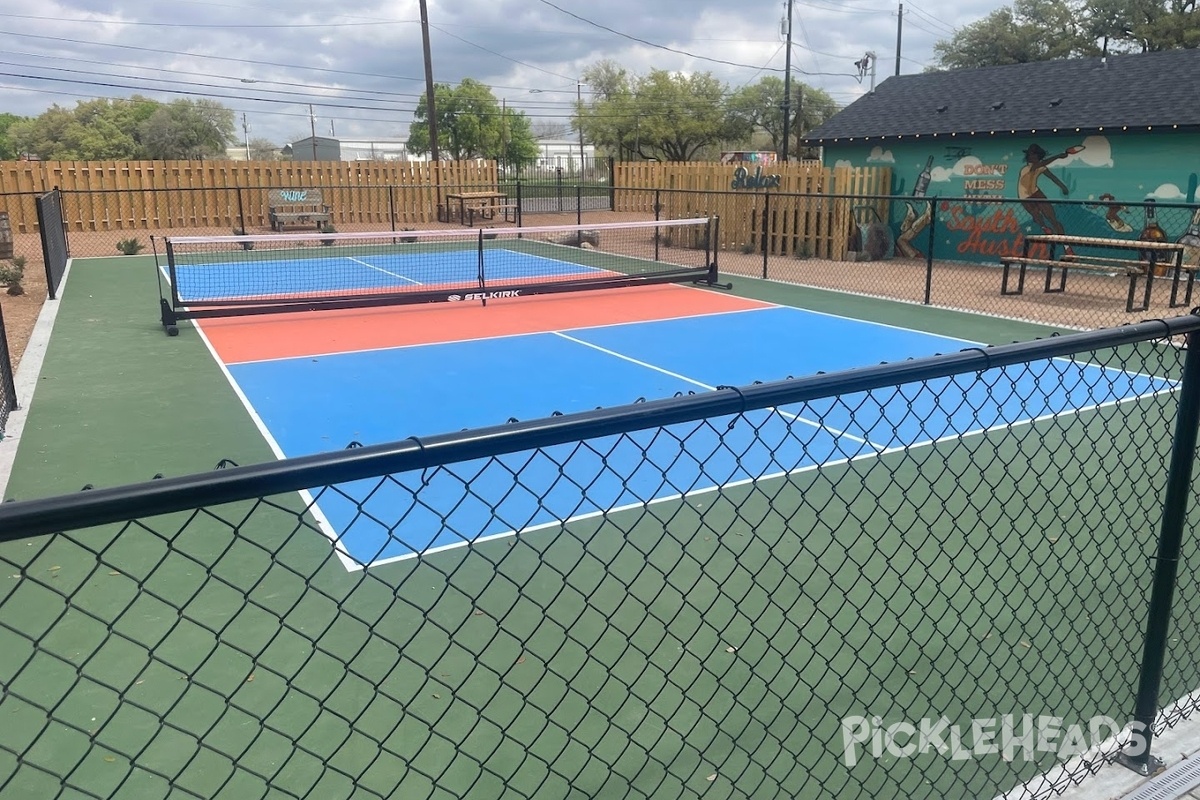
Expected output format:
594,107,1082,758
0,258,73,501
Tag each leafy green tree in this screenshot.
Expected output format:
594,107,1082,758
0,113,28,159
139,99,235,160
577,68,750,162
407,79,539,166
7,96,232,160
931,0,1200,69
726,77,839,157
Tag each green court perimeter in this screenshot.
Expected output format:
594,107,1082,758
2,255,1197,800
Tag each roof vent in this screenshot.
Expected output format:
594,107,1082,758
1049,98,1062,106
936,104,948,113
991,101,1005,111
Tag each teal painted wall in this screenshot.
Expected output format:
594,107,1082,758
823,132,1200,263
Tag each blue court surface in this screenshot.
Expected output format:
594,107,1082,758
213,303,1176,569
176,247,608,301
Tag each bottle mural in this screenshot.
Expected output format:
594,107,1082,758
1138,198,1170,274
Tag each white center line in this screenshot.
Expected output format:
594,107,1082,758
551,330,882,449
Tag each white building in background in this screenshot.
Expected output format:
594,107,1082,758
534,139,597,170
338,138,428,162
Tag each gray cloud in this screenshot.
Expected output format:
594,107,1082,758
0,0,1003,148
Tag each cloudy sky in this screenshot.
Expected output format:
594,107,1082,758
0,0,998,150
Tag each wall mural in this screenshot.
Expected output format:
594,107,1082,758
836,134,1200,266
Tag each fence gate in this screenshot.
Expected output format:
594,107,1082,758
35,189,68,300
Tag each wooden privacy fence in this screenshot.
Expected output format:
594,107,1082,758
0,160,498,233
614,161,893,261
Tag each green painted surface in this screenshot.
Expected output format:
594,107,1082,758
3,256,277,501
0,259,1190,799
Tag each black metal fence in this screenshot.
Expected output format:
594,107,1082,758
3,315,1200,798
0,303,16,437
35,189,68,300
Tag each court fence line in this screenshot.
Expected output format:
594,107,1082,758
3,314,1200,798
0,303,16,437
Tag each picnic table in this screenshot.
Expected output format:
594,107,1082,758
1000,233,1189,313
444,191,516,226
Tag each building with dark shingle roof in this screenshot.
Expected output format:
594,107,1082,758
797,50,1200,266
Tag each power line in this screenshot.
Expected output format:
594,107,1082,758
0,11,414,28
428,23,577,82
533,0,789,72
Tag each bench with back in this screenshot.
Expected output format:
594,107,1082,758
267,188,332,232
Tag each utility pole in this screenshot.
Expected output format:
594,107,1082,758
242,112,250,160
895,3,903,76
308,104,318,160
418,0,440,163
781,0,794,163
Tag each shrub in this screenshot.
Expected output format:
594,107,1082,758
0,258,25,296
117,237,145,255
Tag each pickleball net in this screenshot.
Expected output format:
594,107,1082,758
156,217,723,333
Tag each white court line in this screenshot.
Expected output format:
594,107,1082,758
190,318,362,572
551,330,883,449
361,383,1178,570
346,255,422,285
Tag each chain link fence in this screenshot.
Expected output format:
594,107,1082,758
616,187,1200,333
3,315,1200,798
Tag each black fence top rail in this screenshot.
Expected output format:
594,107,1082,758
2,313,1197,542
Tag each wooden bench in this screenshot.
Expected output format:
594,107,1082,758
1003,256,1152,311
267,188,332,232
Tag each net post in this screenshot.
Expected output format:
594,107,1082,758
515,180,523,234
160,238,180,336
654,189,661,261
477,227,487,307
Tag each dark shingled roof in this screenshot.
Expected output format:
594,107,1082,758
802,49,1200,144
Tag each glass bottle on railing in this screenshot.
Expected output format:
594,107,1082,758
912,156,934,197
1177,207,1200,249
1138,198,1169,271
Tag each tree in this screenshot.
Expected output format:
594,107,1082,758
0,113,26,159
726,77,839,158
931,0,1200,70
407,79,538,166
248,138,279,160
531,120,570,140
139,99,235,160
7,96,232,160
577,68,750,162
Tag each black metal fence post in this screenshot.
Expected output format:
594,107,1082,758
762,192,771,279
236,187,245,233
576,184,582,227
1118,322,1200,776
515,180,523,229
924,196,936,305
556,167,564,213
388,185,396,233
